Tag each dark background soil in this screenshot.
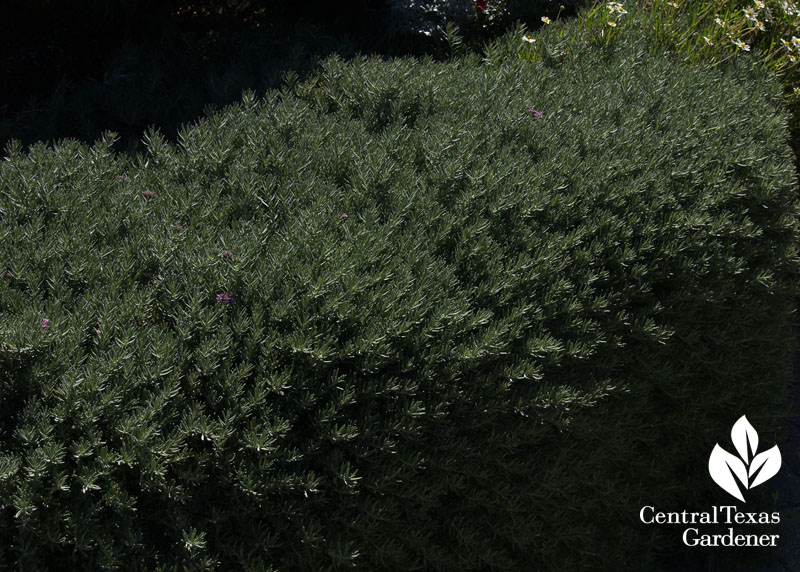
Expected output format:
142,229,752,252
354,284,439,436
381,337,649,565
0,1,387,110
0,0,392,152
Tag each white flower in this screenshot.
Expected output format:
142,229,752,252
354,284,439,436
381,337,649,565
754,0,765,8
715,17,726,27
743,7,758,20
756,20,766,31
667,0,678,7
522,35,536,43
794,87,800,95
541,16,551,24
793,36,800,47
606,1,627,14
782,0,800,16
733,38,751,51
608,20,617,27
703,36,714,45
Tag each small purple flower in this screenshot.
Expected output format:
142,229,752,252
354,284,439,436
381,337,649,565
528,108,544,119
41,318,49,328
340,213,349,219
221,250,233,259
141,190,156,199
216,291,237,304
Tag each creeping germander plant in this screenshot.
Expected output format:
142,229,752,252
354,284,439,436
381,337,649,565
0,30,797,572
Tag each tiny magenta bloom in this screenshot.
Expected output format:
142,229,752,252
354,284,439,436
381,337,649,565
341,213,349,219
41,318,49,328
528,107,544,118
476,0,488,14
217,292,237,303
141,190,156,199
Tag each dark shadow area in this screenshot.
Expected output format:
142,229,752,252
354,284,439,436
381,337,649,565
0,1,394,155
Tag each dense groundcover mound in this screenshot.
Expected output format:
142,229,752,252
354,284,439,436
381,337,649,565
0,36,797,571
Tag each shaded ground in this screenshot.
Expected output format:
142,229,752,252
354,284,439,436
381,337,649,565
0,2,387,155
0,1,387,115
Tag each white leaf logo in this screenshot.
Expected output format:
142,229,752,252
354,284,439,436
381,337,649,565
731,415,758,463
708,415,782,502
749,445,782,489
709,445,747,502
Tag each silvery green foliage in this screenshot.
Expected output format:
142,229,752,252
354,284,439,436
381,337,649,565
0,31,796,572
